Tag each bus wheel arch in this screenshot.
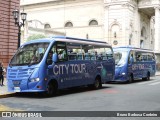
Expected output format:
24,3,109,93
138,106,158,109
147,72,150,80
46,79,58,96
128,73,134,83
142,72,150,81
93,75,102,89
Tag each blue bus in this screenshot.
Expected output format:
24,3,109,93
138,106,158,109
7,36,115,96
113,46,156,83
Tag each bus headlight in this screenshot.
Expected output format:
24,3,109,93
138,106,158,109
122,73,125,75
30,78,40,82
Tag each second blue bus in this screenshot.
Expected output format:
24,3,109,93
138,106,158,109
113,46,156,83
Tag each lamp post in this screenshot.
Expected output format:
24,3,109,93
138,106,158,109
12,9,27,48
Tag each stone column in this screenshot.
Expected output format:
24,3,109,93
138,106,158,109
104,5,110,44
154,7,160,51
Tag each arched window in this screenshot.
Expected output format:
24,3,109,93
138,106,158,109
44,24,51,29
141,27,146,37
65,22,73,27
89,20,98,26
111,24,120,38
140,40,144,48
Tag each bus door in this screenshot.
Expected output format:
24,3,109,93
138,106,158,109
128,51,143,79
128,51,134,78
96,47,114,82
133,52,143,78
105,48,114,81
47,42,69,89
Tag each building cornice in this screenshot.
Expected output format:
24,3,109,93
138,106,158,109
104,1,137,9
20,0,100,8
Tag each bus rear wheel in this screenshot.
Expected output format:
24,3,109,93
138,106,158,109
142,72,150,81
146,72,150,80
93,77,102,89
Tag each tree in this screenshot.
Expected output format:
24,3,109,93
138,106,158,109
27,34,46,41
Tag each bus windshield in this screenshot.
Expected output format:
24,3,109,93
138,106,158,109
114,51,128,67
10,42,49,66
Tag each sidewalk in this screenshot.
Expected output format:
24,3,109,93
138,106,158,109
156,71,160,76
0,79,14,98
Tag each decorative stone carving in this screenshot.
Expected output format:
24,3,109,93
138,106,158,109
138,0,151,7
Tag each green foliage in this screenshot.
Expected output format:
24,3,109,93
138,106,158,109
27,34,46,41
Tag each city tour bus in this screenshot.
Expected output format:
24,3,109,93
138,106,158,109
113,46,156,83
7,36,115,96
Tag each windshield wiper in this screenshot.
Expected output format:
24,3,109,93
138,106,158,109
28,61,39,67
28,62,34,67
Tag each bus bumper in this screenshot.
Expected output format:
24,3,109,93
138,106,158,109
7,79,46,93
112,75,128,82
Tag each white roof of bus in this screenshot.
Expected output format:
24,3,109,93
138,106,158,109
22,36,111,47
52,36,111,47
113,46,154,53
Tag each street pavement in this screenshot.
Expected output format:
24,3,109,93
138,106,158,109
0,79,14,97
0,76,160,120
0,73,159,97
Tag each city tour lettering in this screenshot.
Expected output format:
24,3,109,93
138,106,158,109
53,64,86,75
132,64,144,70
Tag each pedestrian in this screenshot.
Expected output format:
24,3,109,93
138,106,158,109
0,62,4,86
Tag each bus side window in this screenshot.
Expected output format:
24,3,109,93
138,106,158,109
129,54,134,64
105,48,113,59
68,52,77,60
136,55,141,62
77,53,84,60
84,53,91,60
57,42,67,62
90,53,96,60
102,53,107,60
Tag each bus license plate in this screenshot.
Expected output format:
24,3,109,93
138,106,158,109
14,87,21,92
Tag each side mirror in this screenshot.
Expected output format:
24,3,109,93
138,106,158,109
52,53,58,63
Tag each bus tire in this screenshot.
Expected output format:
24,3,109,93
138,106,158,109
93,77,102,89
146,72,150,80
143,72,150,81
128,74,134,83
46,81,58,97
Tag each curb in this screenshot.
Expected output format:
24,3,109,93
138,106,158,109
0,93,15,98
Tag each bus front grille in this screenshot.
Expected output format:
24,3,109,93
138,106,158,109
8,68,34,79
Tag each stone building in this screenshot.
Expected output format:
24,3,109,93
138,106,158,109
0,0,20,67
21,0,160,52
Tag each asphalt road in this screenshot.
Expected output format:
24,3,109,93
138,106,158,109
0,76,160,120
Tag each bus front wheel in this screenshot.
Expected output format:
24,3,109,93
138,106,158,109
46,81,57,97
128,74,134,83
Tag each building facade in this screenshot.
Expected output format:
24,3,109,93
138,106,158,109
21,0,159,52
0,0,20,67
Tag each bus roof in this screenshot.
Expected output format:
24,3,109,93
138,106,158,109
113,46,154,53
52,36,110,46
23,36,110,47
